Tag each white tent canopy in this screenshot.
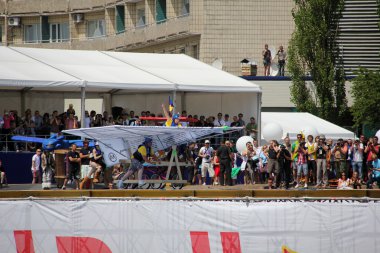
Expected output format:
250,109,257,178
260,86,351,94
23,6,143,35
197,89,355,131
0,46,262,137
261,112,355,142
0,46,261,93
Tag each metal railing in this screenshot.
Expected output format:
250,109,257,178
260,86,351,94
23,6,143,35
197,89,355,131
0,134,50,153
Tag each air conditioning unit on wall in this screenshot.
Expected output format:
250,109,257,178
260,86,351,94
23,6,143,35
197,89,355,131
8,17,21,26
73,13,84,23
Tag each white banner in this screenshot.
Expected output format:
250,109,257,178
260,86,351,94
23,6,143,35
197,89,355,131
0,199,379,253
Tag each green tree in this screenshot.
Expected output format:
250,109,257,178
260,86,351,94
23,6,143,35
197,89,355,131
351,68,380,127
288,0,348,124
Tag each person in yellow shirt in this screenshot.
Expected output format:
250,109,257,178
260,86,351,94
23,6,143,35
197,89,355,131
117,137,156,189
306,135,317,185
161,104,182,127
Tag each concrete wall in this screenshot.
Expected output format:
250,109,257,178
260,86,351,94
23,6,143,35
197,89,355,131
199,0,295,75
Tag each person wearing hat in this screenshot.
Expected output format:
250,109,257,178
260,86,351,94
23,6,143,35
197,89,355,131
117,137,156,189
161,104,182,127
199,140,215,185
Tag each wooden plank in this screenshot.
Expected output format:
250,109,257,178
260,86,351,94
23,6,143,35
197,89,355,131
253,189,368,198
117,180,187,184
0,190,91,198
90,190,194,198
194,190,253,198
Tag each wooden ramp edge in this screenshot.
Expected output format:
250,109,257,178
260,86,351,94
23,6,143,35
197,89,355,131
0,189,379,199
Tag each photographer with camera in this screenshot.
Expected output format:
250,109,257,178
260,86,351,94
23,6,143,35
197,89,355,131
364,136,379,183
242,141,257,185
265,140,281,188
278,144,292,189
332,138,348,179
295,141,309,188
199,140,215,186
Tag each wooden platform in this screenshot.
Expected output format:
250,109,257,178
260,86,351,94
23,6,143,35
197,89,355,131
0,186,379,199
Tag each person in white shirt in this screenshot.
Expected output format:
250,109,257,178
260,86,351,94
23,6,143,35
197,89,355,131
224,114,231,127
213,113,225,127
352,139,364,180
199,140,214,185
31,149,42,184
83,111,91,128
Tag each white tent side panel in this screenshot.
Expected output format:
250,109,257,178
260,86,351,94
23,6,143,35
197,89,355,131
184,92,258,121
0,92,22,114
112,93,183,115
111,92,258,122
261,112,355,142
0,92,104,117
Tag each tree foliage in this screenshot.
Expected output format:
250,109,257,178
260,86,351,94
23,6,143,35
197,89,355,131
351,68,380,127
288,0,348,124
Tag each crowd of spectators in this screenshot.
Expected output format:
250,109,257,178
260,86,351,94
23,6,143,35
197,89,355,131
0,105,257,152
1,105,379,191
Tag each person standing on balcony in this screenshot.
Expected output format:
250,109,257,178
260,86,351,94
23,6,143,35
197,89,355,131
262,44,271,76
276,45,286,76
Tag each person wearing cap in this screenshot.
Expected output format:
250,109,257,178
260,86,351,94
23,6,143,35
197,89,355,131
31,149,42,184
161,104,182,127
117,137,156,189
89,141,104,184
199,140,215,185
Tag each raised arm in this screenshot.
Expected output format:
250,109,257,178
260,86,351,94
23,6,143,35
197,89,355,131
161,104,170,120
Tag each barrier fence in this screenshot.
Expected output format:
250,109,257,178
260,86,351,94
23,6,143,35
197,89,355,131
0,198,379,253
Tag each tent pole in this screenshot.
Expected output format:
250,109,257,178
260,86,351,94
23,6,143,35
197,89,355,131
257,92,262,146
172,90,176,115
80,82,86,128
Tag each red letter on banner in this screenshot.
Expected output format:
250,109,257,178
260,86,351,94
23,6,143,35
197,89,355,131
220,232,242,253
56,236,112,253
14,230,36,253
190,231,211,253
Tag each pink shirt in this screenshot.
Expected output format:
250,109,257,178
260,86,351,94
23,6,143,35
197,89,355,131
3,114,14,129
65,118,77,130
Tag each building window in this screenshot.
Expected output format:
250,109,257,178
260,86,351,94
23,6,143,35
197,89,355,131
0,25,2,44
137,9,146,27
116,5,125,34
87,19,106,38
156,0,167,23
182,0,190,16
192,45,199,59
50,23,69,42
24,24,41,43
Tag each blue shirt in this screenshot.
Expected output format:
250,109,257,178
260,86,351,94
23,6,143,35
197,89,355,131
372,159,380,178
